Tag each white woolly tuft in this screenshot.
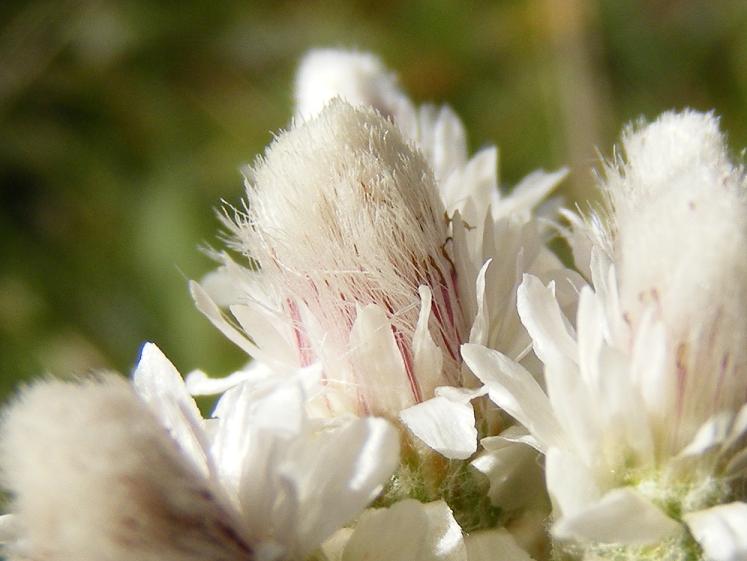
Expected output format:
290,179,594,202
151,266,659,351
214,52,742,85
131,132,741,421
0,376,253,561
602,110,747,447
230,101,465,416
294,49,404,121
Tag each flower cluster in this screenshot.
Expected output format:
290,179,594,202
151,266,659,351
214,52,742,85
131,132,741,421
0,49,745,561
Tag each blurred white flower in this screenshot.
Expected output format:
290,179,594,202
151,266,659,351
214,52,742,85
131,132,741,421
294,49,406,122
0,343,399,561
463,111,747,561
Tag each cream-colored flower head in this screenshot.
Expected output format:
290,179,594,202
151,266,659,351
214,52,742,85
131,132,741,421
228,100,465,417
193,48,576,467
603,111,747,450
464,110,747,561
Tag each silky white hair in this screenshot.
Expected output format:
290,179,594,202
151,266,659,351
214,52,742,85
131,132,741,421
602,110,747,441
0,375,253,561
229,101,465,413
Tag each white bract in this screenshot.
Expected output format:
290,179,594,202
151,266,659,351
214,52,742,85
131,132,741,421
0,343,399,561
464,111,747,561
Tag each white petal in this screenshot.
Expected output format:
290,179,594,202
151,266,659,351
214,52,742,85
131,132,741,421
543,354,601,467
215,378,312,552
575,286,604,389
545,447,600,518
470,436,542,511
462,343,564,452
684,502,747,561
679,411,734,457
493,167,568,220
442,147,497,220
428,105,468,182
400,396,477,459
724,407,747,476
321,528,354,561
190,281,262,358
343,500,427,561
490,430,542,450
517,275,577,365
629,309,671,419
434,385,488,403
186,357,312,398
185,367,257,396
132,343,212,477
560,208,594,280
343,500,466,561
198,264,247,307
422,500,468,561
724,403,747,451
349,304,415,414
286,417,400,556
593,344,655,467
552,487,680,545
464,528,535,561
413,286,445,397
468,260,493,347
231,303,296,363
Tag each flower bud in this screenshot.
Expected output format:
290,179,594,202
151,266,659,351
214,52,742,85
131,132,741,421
229,100,466,417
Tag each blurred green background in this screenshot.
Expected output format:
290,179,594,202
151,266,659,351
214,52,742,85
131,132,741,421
1,0,746,400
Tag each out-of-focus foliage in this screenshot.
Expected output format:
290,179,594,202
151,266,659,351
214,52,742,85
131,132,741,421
1,0,745,399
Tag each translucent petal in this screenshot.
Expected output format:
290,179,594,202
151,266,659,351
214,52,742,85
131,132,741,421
400,396,477,459
517,275,577,366
462,343,563,452
132,342,212,477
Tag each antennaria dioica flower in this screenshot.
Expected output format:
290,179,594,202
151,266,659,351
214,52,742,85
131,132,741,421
190,49,578,549
464,110,747,561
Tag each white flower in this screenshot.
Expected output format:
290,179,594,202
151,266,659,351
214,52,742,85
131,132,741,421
463,111,747,560
212,100,467,418
0,343,399,561
189,51,578,554
194,49,578,463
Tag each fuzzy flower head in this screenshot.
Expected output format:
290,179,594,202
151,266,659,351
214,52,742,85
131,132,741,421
596,110,747,452
225,100,466,417
465,110,747,560
194,49,575,467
